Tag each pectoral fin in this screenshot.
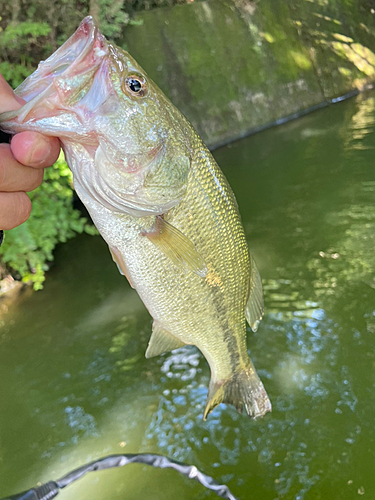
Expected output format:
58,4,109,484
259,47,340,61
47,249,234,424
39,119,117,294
245,255,264,332
109,246,135,288
144,216,207,278
145,320,186,358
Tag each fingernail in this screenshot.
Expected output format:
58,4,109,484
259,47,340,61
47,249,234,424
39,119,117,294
29,136,52,165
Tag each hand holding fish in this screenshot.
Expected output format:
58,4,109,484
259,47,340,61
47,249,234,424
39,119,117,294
0,74,60,229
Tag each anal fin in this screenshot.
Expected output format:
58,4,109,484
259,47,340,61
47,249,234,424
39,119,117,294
245,255,264,332
145,320,186,358
144,215,207,278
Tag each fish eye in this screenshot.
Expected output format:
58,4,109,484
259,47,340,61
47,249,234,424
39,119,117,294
122,74,147,97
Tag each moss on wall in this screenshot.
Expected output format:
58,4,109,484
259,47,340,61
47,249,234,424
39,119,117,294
122,0,375,146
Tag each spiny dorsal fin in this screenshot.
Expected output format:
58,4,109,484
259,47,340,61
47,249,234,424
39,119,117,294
245,255,264,332
145,216,207,278
145,320,186,358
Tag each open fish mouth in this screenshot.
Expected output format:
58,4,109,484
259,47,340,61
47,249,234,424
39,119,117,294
17,16,107,103
0,16,108,130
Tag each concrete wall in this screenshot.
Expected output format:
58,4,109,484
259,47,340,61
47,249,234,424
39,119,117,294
122,0,375,147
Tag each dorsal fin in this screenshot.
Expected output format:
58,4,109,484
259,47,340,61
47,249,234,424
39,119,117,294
245,255,264,332
145,320,186,358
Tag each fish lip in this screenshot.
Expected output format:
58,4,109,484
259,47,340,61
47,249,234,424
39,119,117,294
0,17,109,128
12,17,107,105
32,16,105,80
59,17,108,78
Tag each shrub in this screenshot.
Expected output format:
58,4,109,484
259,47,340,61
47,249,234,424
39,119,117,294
0,153,97,290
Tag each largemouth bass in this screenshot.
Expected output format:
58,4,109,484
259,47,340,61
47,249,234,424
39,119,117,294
0,17,271,419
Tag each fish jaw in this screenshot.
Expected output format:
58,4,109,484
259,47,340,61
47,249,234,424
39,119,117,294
0,16,110,139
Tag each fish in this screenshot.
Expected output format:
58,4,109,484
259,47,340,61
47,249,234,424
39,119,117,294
0,17,271,420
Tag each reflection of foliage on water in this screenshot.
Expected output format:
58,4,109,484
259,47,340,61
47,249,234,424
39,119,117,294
137,308,361,499
140,346,243,467
309,200,375,289
64,406,100,440
305,96,375,299
342,95,375,146
109,315,144,372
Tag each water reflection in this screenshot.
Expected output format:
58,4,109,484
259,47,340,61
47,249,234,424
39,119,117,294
1,92,375,499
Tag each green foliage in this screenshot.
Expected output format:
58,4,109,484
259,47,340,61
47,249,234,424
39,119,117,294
0,20,50,48
0,61,31,89
0,154,97,290
0,16,52,87
93,0,131,40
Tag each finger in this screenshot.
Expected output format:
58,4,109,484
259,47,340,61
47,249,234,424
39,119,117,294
0,144,44,192
0,76,61,167
0,74,25,112
11,132,61,168
0,192,32,230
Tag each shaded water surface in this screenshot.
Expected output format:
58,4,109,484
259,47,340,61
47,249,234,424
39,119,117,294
1,92,375,500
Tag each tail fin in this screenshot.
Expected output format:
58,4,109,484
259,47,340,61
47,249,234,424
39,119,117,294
203,366,271,420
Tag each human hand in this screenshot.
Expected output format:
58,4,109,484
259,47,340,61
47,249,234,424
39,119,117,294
0,74,60,230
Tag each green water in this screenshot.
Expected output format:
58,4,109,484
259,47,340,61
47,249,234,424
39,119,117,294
1,92,375,500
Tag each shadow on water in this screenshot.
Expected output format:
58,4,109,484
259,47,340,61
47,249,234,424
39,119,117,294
1,92,375,499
